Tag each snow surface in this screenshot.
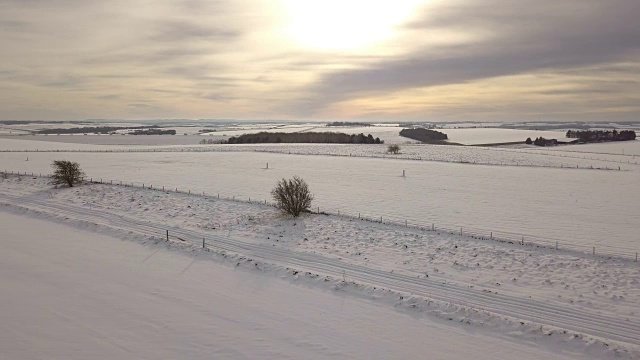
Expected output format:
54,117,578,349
544,140,640,156
1,176,639,359
1,211,592,360
439,128,569,145
1,151,638,251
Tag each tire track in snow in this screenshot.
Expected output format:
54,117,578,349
1,193,639,348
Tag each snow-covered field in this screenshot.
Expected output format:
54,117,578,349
544,140,640,156
5,137,634,170
1,177,638,359
2,123,638,358
1,150,638,252
2,124,592,147
439,128,569,145
0,134,214,146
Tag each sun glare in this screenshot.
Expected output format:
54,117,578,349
282,0,424,51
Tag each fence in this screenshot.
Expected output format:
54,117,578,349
1,169,638,262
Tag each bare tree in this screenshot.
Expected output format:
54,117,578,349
387,144,401,154
271,176,313,217
51,160,85,187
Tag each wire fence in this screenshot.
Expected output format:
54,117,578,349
2,169,638,262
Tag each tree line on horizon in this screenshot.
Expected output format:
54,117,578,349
36,125,160,135
399,128,448,143
566,129,636,142
224,132,383,144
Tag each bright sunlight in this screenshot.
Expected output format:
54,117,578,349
282,0,425,51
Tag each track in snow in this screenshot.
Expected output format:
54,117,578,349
1,192,639,348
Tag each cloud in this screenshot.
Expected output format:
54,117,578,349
149,20,240,43
1,0,639,121
296,0,640,115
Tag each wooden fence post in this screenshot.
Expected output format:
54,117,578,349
166,230,169,241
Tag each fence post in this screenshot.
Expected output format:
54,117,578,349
490,232,492,239
432,223,434,231
203,237,205,248
166,230,169,241
460,227,462,236
636,252,638,262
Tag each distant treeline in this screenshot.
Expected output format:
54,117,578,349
226,132,382,144
37,125,159,135
326,122,371,127
399,128,448,143
566,130,636,142
527,137,558,146
131,129,176,135
199,138,225,144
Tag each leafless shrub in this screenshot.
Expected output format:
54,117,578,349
271,176,313,217
51,160,85,188
387,144,401,154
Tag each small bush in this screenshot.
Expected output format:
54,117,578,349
51,160,85,187
387,144,401,154
271,176,313,217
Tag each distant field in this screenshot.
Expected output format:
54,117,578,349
439,128,569,145
544,140,640,156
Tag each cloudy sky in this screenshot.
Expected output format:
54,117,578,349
1,0,639,122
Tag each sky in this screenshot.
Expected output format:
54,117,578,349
1,0,639,122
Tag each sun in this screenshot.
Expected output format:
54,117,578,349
281,0,424,51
